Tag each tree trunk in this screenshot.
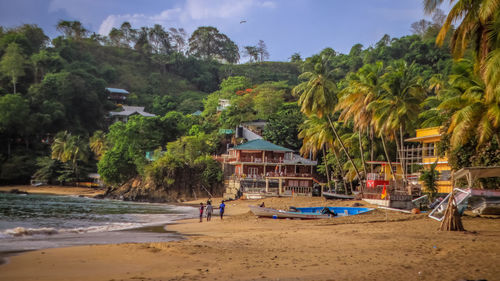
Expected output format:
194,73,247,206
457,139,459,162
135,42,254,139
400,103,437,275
13,77,16,95
393,129,406,187
322,146,331,192
399,126,407,188
331,148,345,194
370,126,374,173
326,115,365,192
7,138,11,157
381,134,396,181
359,128,368,179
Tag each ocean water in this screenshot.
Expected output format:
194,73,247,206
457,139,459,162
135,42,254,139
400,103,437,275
0,192,197,252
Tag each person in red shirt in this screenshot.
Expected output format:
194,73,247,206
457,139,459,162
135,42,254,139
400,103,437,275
199,203,204,222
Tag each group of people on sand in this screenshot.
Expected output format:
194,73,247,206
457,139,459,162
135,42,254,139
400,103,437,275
199,198,225,222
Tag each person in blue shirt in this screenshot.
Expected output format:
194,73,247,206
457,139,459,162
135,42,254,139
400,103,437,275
219,200,226,220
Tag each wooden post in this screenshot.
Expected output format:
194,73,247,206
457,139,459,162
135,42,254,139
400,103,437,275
265,178,269,193
278,178,282,195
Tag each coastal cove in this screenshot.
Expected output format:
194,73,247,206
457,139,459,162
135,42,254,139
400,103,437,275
0,186,499,281
0,186,197,257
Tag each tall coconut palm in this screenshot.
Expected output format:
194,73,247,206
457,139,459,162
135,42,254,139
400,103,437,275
438,59,500,147
298,115,334,190
293,54,364,189
424,0,500,76
338,62,386,174
368,61,426,183
298,115,349,193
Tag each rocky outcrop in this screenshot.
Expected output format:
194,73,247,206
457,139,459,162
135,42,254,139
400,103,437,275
104,168,223,203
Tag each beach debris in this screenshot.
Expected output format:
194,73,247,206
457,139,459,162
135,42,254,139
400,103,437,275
439,192,465,231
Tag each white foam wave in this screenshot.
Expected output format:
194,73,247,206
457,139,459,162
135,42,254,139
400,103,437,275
0,212,195,238
3,227,59,237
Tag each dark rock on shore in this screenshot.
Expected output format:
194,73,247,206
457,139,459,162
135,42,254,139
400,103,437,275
8,189,29,195
104,168,223,203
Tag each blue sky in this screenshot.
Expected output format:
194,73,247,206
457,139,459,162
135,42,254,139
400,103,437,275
0,0,448,62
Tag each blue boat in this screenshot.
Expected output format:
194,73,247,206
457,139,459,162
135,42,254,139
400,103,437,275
249,205,374,219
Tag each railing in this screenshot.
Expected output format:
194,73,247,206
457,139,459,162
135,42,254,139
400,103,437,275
367,173,385,181
284,186,312,196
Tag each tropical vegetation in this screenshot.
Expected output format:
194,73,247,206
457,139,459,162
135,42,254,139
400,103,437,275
0,1,498,197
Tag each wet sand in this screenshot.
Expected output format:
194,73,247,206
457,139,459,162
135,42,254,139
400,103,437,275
0,188,499,281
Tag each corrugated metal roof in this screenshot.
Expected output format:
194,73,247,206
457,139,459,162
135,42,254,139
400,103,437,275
106,87,130,94
232,139,293,152
109,106,155,117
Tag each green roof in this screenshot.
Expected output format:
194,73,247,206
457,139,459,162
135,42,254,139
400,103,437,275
232,139,293,152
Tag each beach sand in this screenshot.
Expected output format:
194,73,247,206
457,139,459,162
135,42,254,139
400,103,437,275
0,185,105,197
1,187,499,281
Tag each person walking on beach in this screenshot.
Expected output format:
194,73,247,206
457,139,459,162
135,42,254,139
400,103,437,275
206,202,213,221
219,200,226,220
199,202,204,222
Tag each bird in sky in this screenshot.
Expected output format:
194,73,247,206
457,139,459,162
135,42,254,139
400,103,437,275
240,20,247,24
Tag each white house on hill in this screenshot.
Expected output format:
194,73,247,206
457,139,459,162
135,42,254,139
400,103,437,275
109,106,155,123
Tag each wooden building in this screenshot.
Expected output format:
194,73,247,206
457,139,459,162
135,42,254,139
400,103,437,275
215,139,317,199
106,87,129,104
404,126,452,193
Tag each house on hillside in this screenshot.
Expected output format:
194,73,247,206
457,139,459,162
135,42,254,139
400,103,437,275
217,99,230,112
214,139,317,200
106,87,129,104
109,105,155,123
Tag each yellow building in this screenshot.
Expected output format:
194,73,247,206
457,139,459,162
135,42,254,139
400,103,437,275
405,126,452,193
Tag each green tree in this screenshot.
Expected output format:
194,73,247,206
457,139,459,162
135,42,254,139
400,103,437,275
368,60,426,183
188,26,239,63
89,130,108,160
424,0,499,76
56,20,88,40
420,163,439,200
51,131,89,181
438,59,499,147
263,103,304,151
293,54,364,187
0,43,26,94
0,94,29,155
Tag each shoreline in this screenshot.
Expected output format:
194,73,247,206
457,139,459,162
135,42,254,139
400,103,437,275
0,185,106,197
1,187,499,280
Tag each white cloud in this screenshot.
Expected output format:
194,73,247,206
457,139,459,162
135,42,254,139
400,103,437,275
97,0,276,35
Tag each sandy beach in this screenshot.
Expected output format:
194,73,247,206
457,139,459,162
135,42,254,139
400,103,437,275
0,185,106,197
1,186,499,281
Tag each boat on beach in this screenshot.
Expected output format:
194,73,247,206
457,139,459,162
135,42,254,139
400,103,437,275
322,191,355,200
249,205,374,219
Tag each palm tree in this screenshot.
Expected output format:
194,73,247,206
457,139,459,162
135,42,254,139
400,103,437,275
90,130,108,160
424,0,500,76
293,54,364,189
338,62,386,173
438,59,500,147
298,115,349,193
51,131,89,181
368,60,426,183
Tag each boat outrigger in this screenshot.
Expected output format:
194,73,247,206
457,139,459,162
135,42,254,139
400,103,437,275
249,205,374,219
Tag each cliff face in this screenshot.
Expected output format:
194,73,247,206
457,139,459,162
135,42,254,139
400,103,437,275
104,167,223,203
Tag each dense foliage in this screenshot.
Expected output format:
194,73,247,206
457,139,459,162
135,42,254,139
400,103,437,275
0,1,498,194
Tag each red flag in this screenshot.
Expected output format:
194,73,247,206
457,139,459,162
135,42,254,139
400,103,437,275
381,184,387,199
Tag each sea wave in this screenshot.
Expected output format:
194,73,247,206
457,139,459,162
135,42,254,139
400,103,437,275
0,217,187,238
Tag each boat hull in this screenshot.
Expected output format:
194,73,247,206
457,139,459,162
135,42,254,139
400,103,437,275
249,205,374,219
322,192,355,200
